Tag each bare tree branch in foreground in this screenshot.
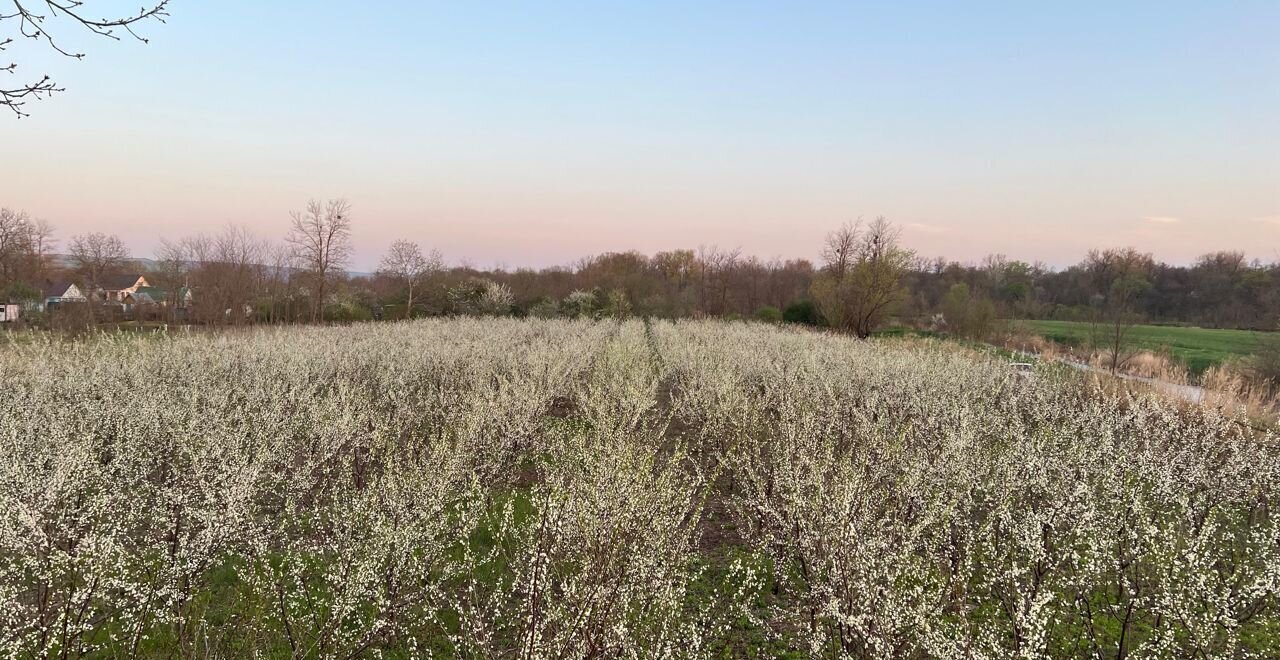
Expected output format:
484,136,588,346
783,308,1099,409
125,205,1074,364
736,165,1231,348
2,1,171,116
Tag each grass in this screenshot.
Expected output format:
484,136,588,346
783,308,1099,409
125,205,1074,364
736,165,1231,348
1014,319,1271,374
871,327,940,339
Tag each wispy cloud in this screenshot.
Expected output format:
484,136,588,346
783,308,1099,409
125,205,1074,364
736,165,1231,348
1142,216,1181,224
905,222,948,234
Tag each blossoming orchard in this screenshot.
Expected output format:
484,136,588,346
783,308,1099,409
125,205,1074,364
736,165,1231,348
2,319,1278,657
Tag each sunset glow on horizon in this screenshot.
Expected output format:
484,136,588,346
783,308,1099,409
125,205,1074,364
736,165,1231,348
3,1,1277,271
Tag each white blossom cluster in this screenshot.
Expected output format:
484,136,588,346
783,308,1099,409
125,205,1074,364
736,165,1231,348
656,321,1280,657
1,319,1277,657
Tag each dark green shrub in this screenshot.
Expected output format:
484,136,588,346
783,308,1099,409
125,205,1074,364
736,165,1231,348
755,306,783,324
325,301,374,323
783,299,821,326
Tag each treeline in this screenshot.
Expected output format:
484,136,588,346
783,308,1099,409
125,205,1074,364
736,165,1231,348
902,249,1280,331
2,203,1277,331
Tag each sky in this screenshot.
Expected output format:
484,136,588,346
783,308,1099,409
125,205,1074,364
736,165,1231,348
2,1,1278,271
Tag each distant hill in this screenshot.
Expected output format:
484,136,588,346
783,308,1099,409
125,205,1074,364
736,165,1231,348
46,254,160,272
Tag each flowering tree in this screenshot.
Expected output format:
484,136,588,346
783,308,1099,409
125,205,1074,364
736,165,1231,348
1,318,1277,656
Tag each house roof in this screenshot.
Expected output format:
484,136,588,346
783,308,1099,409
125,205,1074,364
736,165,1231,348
134,286,168,298
40,280,78,298
99,274,144,290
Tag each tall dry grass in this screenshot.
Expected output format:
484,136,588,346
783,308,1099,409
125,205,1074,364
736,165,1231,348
998,329,1279,426
1201,359,1279,424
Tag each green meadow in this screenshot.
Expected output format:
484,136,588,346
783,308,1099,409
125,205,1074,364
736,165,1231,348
1016,319,1270,374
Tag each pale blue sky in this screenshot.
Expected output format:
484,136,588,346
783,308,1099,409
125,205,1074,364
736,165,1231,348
3,1,1278,269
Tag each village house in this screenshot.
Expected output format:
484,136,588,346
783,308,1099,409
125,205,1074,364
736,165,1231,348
97,275,150,302
7,276,194,322
37,281,88,311
121,285,192,314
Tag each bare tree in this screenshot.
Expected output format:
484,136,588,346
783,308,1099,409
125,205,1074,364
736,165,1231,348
29,217,55,277
68,231,128,322
262,242,297,323
1083,248,1153,374
69,231,128,291
157,226,268,325
152,237,189,322
810,216,913,338
206,225,265,324
0,207,34,286
2,1,171,116
286,199,352,322
820,220,860,280
695,245,740,316
378,240,441,319
0,209,57,290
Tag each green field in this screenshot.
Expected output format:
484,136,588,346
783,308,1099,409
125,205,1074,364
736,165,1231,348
1017,319,1270,374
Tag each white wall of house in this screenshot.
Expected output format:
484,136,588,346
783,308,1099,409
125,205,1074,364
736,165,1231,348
0,304,18,322
40,284,88,311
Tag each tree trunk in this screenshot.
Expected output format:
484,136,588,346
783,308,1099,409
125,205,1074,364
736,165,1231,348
315,276,325,323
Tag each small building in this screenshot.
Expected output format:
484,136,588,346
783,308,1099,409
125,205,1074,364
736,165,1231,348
122,285,191,309
97,275,150,302
0,303,19,323
119,285,196,320
122,289,158,308
39,281,88,311
133,286,164,305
